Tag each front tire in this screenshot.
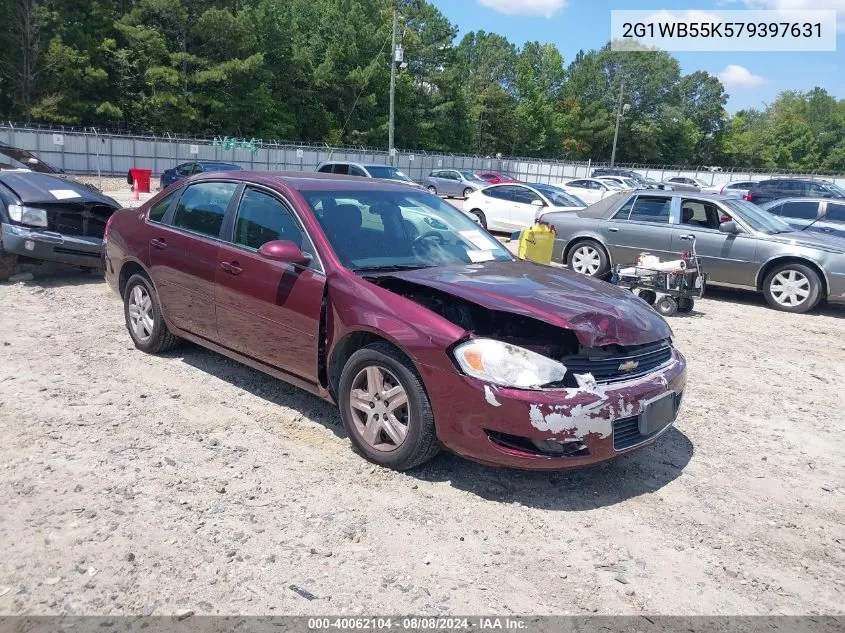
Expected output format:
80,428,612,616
338,342,440,470
123,273,180,353
0,253,19,281
469,209,487,229
566,240,610,277
762,263,822,313
462,187,473,198
427,185,438,196
656,296,678,316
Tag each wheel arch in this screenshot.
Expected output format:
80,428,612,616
326,329,417,401
118,258,153,296
755,256,829,296
562,235,612,267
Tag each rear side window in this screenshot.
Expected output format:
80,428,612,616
332,164,349,175
172,181,238,238
825,203,845,222
148,192,176,223
807,182,831,196
779,201,819,220
484,186,515,200
627,196,671,223
317,164,333,174
233,188,304,249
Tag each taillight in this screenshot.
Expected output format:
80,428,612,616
743,192,753,201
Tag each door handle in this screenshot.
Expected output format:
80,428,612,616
608,227,620,232
220,261,243,276
150,238,167,250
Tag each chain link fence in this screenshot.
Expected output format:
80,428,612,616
2,122,843,188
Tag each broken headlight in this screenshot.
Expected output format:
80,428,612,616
453,338,567,389
8,204,48,228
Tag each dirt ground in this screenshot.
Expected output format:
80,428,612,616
1,265,844,617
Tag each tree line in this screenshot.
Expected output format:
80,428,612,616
1,0,843,171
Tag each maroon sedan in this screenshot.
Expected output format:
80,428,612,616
477,171,520,185
103,172,686,471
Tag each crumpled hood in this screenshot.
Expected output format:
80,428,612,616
385,260,673,348
0,172,118,207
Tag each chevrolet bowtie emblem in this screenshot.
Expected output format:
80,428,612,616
618,360,639,372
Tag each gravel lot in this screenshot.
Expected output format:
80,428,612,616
1,265,844,617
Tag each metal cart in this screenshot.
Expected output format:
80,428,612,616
610,234,707,316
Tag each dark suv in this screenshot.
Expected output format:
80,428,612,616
745,178,845,204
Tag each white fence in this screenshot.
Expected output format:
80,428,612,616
2,123,843,188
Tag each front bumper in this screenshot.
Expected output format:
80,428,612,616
420,349,687,470
1,222,103,268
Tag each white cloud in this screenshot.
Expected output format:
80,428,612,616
476,0,567,18
717,64,767,88
741,0,845,30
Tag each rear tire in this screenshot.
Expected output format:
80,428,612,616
762,263,822,314
462,187,473,198
566,240,610,277
469,209,487,229
123,273,180,353
338,342,440,471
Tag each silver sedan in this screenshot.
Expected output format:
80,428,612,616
542,191,845,313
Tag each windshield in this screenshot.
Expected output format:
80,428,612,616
0,147,60,173
365,166,412,182
826,182,845,197
723,199,794,234
459,170,482,182
302,189,513,271
533,185,586,207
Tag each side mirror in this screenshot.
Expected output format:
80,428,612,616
258,240,311,266
531,199,545,207
719,221,740,234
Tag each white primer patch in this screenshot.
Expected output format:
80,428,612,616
529,402,613,439
484,385,502,407
468,249,496,263
459,229,499,251
49,189,81,200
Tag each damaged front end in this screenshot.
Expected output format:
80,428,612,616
369,273,686,469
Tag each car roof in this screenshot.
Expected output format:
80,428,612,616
187,170,420,193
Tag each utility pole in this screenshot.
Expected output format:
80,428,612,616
388,7,398,166
610,79,624,167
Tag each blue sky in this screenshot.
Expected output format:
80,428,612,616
430,0,844,112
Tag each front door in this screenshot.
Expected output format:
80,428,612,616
601,194,675,264
148,180,240,341
672,198,758,286
215,186,326,383
510,186,545,229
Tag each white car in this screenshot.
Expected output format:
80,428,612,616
552,178,619,205
595,176,638,190
700,180,759,198
463,183,586,231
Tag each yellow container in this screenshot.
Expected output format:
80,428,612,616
517,222,555,265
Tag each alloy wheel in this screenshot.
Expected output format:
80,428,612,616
769,269,811,307
571,245,601,275
348,366,410,452
127,284,154,342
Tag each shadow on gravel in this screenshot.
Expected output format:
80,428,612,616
165,342,693,509
414,427,694,510
703,286,845,319
5,264,105,288
170,342,345,439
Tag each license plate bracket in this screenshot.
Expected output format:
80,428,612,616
639,391,677,435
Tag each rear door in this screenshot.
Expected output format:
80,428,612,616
477,185,517,231
148,180,240,341
602,194,674,263
672,198,758,286
215,185,326,382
